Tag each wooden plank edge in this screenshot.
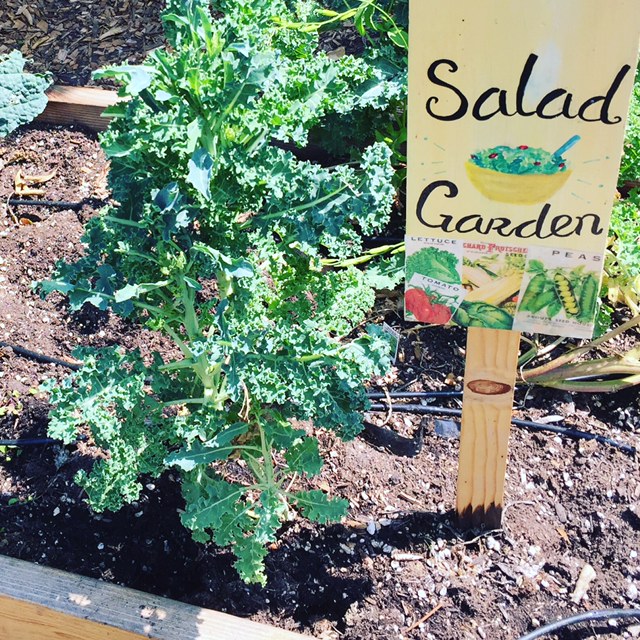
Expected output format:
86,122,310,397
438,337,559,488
46,85,121,108
0,555,309,640
36,85,121,131
0,595,146,640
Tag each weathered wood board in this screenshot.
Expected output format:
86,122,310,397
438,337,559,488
0,555,307,640
37,85,120,131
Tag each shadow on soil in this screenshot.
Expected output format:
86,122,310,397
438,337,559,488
1,404,462,629
190,508,463,626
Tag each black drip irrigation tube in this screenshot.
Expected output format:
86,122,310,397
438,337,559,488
0,343,635,456
8,199,84,210
7,197,109,211
366,389,636,456
368,390,464,400
0,341,81,371
517,608,640,640
367,402,636,456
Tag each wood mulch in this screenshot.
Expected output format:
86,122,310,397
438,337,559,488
0,1,365,86
0,0,166,85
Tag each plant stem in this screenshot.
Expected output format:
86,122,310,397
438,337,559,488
164,325,193,360
256,415,275,489
517,335,567,368
103,215,146,229
158,358,196,371
296,344,345,363
321,241,404,268
521,314,640,384
532,373,640,393
244,183,351,227
244,452,269,486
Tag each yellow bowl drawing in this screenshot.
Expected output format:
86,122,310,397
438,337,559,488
465,162,572,205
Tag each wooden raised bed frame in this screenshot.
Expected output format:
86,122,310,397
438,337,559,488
0,555,305,640
5,85,311,640
37,85,120,130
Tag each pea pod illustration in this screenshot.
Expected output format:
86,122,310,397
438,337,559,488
517,266,600,323
553,273,580,316
519,274,560,314
519,273,549,312
577,273,599,323
529,288,559,314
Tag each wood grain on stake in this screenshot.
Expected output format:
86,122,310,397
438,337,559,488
0,555,307,640
456,327,520,529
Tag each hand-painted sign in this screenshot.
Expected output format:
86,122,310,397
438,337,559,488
405,0,640,338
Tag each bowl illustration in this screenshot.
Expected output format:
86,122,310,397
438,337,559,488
465,162,572,204
465,136,580,205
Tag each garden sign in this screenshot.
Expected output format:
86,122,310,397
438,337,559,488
405,0,640,527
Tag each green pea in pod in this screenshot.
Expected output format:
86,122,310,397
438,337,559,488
553,272,580,316
526,286,560,314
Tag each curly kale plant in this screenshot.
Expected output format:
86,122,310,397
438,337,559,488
288,0,408,184
42,0,397,584
0,50,50,137
619,64,640,186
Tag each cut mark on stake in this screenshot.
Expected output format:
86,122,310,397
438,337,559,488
466,379,512,395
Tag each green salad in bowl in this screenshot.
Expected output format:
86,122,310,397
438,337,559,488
465,136,580,204
469,144,568,175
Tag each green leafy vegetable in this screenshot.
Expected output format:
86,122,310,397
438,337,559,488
453,301,514,330
406,246,460,284
619,64,640,187
40,0,397,585
0,50,50,137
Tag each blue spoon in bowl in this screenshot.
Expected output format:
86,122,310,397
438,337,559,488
553,135,581,159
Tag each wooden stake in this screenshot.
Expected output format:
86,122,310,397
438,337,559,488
456,327,520,530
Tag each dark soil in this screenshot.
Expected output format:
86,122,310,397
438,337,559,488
1,125,640,640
